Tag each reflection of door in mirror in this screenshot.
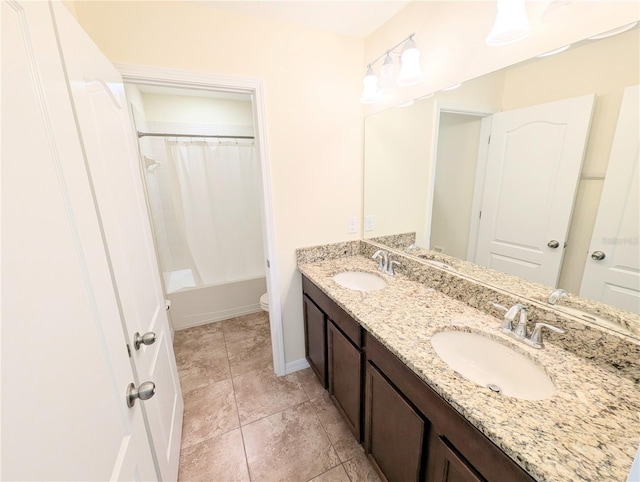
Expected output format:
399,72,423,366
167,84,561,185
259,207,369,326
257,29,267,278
581,85,639,312
473,94,595,287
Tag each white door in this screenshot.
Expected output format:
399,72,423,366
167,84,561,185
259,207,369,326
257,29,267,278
580,85,640,313
51,3,184,480
475,94,595,286
2,1,156,480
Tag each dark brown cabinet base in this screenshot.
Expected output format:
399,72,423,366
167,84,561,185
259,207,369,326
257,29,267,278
301,275,534,482
365,362,426,482
327,321,362,440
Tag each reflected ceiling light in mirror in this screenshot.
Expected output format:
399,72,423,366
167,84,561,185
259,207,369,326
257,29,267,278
536,45,571,58
397,36,424,85
360,66,380,104
486,0,530,46
441,83,462,91
360,33,423,103
588,21,638,40
396,100,415,107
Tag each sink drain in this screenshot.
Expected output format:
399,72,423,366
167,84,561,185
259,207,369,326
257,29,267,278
487,383,502,393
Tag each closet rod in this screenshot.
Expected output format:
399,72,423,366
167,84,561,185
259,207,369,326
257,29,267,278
137,131,254,140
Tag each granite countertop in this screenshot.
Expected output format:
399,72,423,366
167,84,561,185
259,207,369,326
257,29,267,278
298,255,640,482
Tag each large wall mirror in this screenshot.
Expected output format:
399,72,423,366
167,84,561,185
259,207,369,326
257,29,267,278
363,26,639,336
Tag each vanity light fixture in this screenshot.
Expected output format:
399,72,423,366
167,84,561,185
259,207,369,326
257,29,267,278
536,44,571,58
588,21,638,40
486,0,530,46
360,33,423,104
360,66,380,104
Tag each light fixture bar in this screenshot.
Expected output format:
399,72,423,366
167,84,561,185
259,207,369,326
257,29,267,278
365,33,416,69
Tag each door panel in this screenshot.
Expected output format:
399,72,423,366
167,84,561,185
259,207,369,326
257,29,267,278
327,321,362,440
51,3,183,479
365,363,425,482
476,94,595,286
581,85,640,312
303,295,327,387
1,2,156,479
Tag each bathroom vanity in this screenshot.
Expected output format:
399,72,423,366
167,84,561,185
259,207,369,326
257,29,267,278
297,242,640,482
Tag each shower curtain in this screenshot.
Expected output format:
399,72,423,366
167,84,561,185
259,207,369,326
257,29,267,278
166,139,265,286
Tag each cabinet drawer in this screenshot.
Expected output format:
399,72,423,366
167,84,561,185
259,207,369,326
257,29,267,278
302,275,362,346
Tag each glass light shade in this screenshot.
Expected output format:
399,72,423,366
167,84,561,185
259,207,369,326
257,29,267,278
486,0,530,46
378,54,397,94
360,66,379,104
397,39,423,86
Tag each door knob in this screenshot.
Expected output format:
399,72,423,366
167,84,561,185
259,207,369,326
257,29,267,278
126,381,156,408
547,240,560,249
133,331,157,350
591,251,606,261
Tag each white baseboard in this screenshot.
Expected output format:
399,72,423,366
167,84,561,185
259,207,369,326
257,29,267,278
285,358,310,374
174,304,263,330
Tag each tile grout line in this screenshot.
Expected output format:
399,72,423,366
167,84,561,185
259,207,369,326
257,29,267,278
306,394,345,477
222,321,254,481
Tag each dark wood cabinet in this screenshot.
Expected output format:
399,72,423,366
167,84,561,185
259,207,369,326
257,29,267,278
303,294,327,387
327,321,363,440
365,362,426,482
429,435,486,482
301,275,534,482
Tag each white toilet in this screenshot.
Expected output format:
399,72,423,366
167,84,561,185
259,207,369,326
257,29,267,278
260,292,269,312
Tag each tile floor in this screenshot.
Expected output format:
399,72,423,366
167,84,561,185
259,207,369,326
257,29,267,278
174,311,381,482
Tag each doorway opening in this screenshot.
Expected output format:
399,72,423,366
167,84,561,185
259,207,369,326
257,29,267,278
119,65,285,376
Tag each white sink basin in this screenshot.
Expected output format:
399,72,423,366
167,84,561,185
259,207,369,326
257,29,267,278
431,331,555,400
332,271,387,292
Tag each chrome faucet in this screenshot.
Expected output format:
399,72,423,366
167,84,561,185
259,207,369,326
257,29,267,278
406,243,418,253
492,302,565,349
372,249,400,276
548,288,569,305
372,250,388,272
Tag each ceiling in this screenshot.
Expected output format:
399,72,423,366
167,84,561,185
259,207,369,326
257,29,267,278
198,1,412,37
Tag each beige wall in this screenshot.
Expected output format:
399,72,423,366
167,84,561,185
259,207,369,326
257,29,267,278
73,1,364,365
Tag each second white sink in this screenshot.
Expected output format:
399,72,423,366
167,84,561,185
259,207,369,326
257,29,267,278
332,271,387,291
431,330,555,400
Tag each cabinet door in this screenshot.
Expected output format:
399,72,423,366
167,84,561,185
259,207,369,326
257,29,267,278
327,321,363,440
429,435,486,482
304,295,327,387
365,362,426,482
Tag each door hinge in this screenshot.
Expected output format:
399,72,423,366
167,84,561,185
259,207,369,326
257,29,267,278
488,135,491,144
126,344,132,358
479,211,482,219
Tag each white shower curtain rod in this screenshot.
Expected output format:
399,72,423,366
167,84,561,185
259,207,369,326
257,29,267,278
137,131,254,140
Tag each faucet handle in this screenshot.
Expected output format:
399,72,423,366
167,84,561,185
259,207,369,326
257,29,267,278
372,250,387,271
527,322,566,349
512,306,529,339
491,303,518,333
388,260,401,275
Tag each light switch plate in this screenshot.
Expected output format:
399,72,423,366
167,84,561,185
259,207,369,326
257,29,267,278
365,215,374,232
347,217,358,233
